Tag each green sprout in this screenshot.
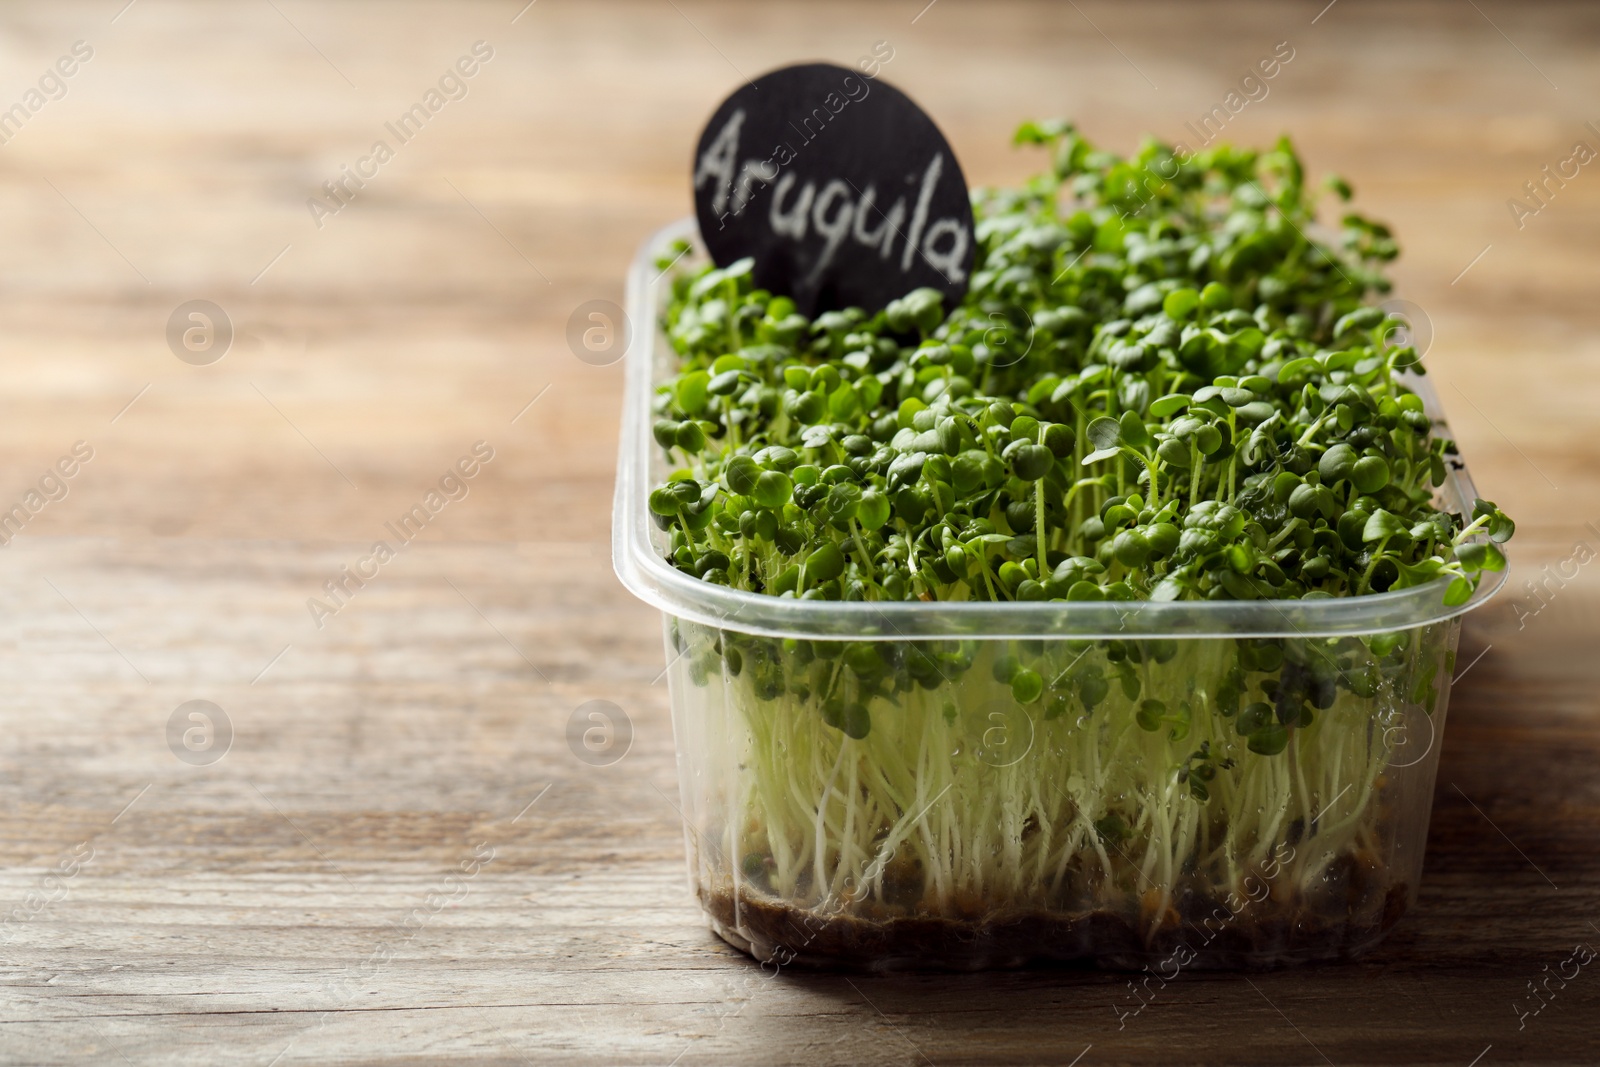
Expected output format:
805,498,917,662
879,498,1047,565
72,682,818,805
648,125,1510,611
648,122,1513,962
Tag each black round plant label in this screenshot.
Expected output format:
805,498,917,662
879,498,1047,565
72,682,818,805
691,62,974,318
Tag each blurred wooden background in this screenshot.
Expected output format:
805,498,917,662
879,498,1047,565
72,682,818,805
1,1,1597,1064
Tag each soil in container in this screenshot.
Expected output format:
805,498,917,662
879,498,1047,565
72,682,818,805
701,869,1410,971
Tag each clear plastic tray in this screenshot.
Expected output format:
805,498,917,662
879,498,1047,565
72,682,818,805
614,218,1507,971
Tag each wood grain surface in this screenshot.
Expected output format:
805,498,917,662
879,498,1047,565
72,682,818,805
2,1,1598,1064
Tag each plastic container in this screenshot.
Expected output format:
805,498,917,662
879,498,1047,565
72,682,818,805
614,219,1507,971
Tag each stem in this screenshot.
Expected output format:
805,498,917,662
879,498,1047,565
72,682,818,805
848,521,877,580
1189,441,1201,505
1453,515,1490,544
1035,479,1048,573
1357,535,1391,594
1296,408,1333,447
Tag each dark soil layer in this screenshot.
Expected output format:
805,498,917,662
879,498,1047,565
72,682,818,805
701,883,1410,971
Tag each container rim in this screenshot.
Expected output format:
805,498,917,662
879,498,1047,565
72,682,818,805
613,217,1507,641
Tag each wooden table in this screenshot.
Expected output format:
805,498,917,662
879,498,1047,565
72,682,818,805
2,1,1598,1063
